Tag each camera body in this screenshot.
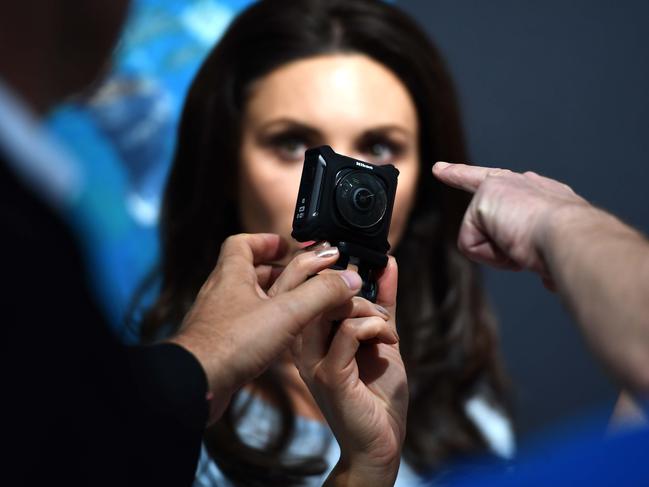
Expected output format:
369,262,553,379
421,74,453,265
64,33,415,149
291,145,399,301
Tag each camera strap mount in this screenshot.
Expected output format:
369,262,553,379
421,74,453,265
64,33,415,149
332,241,388,302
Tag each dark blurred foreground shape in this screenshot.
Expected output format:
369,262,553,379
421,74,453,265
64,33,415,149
0,1,209,484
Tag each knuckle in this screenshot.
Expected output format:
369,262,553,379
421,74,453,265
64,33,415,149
457,233,471,256
338,320,357,338
219,234,243,259
294,251,313,273
221,233,240,250
369,315,387,331
350,296,365,315
312,363,332,388
561,182,574,193
370,316,390,330
222,255,253,280
475,198,490,221
488,168,510,178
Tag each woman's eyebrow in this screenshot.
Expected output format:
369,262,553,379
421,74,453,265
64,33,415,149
360,125,413,138
257,118,323,138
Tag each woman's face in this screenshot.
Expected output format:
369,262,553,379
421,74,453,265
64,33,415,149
239,54,420,260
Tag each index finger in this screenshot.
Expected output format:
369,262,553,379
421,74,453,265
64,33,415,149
218,233,289,267
375,256,398,314
432,161,494,193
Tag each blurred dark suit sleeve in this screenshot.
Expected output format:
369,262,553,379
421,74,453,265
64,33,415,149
0,151,209,486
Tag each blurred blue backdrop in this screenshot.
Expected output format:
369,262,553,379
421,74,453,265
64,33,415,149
47,0,254,339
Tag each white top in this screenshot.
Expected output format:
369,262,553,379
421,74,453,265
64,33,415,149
194,390,514,487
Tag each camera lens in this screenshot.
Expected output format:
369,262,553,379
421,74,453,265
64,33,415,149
353,188,374,211
335,170,388,229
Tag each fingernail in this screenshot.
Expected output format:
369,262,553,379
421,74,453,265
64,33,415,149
307,240,331,251
297,240,316,249
375,305,390,317
433,161,450,172
315,247,339,259
340,270,362,290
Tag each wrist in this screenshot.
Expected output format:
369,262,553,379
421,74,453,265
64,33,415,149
166,331,234,424
326,455,400,487
536,201,597,266
538,201,636,284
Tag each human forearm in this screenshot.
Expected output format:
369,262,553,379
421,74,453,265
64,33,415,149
543,204,649,393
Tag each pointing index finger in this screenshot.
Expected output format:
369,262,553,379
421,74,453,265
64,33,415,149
432,161,493,194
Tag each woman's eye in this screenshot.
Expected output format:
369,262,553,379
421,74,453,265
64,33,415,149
363,141,399,164
273,137,308,161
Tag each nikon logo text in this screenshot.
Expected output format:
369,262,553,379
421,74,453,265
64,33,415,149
355,161,373,170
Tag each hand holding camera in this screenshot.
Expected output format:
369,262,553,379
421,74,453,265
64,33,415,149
294,256,407,487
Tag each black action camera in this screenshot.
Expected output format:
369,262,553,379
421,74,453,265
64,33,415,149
291,145,399,302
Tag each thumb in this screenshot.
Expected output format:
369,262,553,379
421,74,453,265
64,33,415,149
269,270,362,334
